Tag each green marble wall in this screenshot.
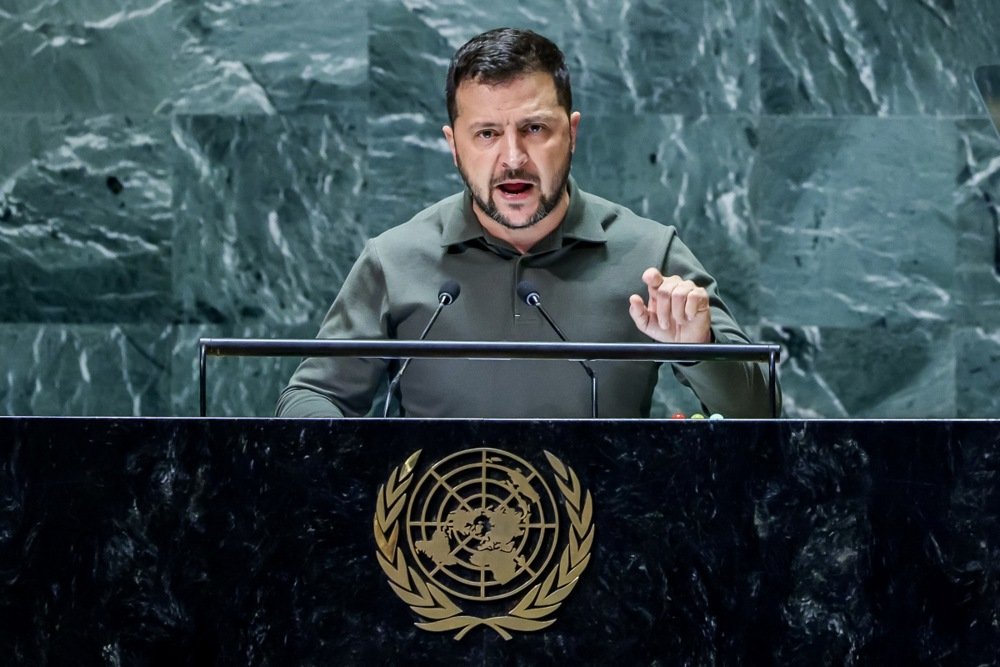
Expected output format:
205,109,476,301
1,0,998,418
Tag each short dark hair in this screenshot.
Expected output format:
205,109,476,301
445,28,572,124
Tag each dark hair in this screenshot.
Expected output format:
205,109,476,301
445,28,572,124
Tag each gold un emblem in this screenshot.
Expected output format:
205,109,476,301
373,448,594,639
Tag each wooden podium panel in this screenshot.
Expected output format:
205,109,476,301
1,418,997,664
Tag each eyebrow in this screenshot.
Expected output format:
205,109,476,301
519,113,560,125
466,112,562,131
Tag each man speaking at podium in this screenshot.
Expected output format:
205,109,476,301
277,28,778,419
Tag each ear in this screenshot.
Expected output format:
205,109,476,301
569,112,581,154
442,125,458,167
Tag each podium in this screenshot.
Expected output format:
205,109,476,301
1,417,998,664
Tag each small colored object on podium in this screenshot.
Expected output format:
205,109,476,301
671,412,686,419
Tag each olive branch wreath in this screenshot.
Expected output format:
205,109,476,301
373,449,594,640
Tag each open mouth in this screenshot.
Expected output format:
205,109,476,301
496,181,535,195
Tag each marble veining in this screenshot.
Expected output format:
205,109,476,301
1,1,1000,417
1,418,997,663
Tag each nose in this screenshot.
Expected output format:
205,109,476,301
501,132,528,170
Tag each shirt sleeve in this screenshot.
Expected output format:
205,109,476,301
661,232,781,418
275,241,393,417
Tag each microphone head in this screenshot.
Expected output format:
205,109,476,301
438,280,461,305
516,280,540,306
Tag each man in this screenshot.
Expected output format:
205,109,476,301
276,28,778,419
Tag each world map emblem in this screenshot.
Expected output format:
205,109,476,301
373,448,594,639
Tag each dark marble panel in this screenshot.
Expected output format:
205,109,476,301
762,323,955,419
577,114,760,324
0,114,174,323
0,419,997,665
956,119,1000,327
0,325,172,416
956,327,1000,418
0,0,174,114
761,0,1000,115
579,0,759,116
171,323,315,418
0,0,995,423
369,0,454,119
755,117,956,328
163,0,367,115
365,2,473,235
171,112,366,327
364,112,462,237
370,0,758,118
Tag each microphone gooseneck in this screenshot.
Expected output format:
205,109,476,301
383,280,461,417
516,280,569,341
516,280,598,418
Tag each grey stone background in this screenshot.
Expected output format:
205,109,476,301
1,0,998,418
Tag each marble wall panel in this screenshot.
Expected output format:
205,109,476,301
0,0,173,114
364,114,461,237
373,0,758,117
576,113,760,323
369,0,454,119
593,0,759,115
171,111,366,328
0,114,174,323
165,0,368,115
956,327,1000,418
171,324,314,418
1,1,999,417
764,324,956,418
956,120,1000,327
0,324,172,416
755,117,956,328
761,0,1000,115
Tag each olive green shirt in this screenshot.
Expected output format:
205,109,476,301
276,179,778,418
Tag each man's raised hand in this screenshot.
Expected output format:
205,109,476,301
628,267,712,344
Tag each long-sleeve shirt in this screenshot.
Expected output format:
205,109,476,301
276,179,778,418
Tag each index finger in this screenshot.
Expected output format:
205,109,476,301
641,267,663,289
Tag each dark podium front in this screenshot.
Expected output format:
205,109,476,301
1,418,998,665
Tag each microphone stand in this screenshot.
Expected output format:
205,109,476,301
383,285,458,417
522,289,598,419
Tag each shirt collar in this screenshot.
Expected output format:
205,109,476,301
441,176,608,251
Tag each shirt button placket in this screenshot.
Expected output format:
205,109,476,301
512,256,526,321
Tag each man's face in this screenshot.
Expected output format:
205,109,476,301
443,71,581,231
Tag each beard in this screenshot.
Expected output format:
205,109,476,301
456,150,573,231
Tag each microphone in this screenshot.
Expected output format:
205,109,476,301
382,280,461,417
516,280,598,418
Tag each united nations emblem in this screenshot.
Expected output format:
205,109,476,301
373,448,594,640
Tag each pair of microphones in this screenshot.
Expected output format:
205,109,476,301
382,280,598,417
